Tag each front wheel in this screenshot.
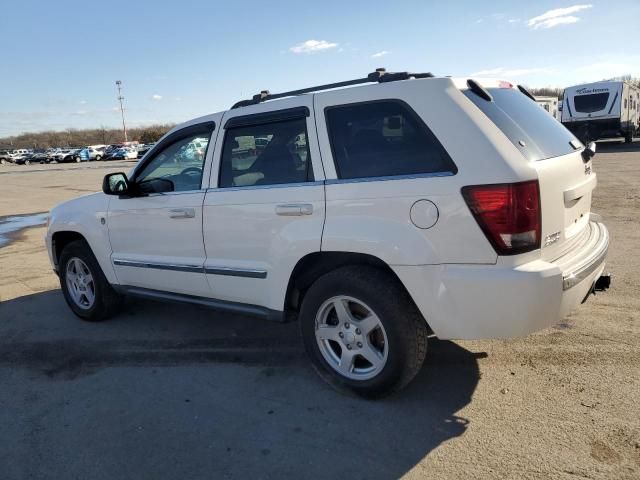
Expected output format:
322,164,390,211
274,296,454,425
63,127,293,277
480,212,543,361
59,240,123,321
625,132,633,144
300,266,428,398
95,155,102,161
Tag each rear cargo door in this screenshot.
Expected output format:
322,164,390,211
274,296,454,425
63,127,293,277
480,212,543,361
464,85,595,261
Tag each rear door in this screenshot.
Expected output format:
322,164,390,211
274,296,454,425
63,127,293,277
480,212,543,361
202,97,325,312
465,86,595,261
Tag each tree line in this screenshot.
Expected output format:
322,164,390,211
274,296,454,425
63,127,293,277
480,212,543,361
0,124,175,150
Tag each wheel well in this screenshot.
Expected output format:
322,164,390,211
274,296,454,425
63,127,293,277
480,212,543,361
284,252,426,324
52,231,86,269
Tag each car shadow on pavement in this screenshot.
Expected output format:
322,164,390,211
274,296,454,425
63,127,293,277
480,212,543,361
0,290,482,479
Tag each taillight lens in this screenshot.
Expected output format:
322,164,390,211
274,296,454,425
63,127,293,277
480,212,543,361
462,180,541,255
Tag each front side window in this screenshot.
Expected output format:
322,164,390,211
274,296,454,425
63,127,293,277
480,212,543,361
135,129,212,193
325,101,456,180
219,118,312,188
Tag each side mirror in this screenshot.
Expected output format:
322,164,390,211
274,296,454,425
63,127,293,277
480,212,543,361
103,172,130,195
582,141,596,162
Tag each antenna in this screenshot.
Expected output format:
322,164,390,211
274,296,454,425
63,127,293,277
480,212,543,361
115,80,128,142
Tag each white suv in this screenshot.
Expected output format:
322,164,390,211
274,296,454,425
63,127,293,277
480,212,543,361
46,69,610,397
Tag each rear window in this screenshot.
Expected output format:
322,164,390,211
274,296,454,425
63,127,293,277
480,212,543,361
574,93,610,113
325,100,456,180
464,88,580,161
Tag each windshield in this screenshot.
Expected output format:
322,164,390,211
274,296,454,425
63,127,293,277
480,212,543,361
464,87,580,161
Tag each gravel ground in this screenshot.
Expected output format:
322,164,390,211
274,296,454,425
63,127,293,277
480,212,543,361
0,145,638,479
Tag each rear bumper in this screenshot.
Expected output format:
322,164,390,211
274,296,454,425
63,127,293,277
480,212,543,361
393,220,609,340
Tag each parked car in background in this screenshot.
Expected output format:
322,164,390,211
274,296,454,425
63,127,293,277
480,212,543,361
136,143,154,159
111,147,138,160
15,152,49,165
51,148,81,163
0,150,13,164
102,144,124,161
79,146,105,161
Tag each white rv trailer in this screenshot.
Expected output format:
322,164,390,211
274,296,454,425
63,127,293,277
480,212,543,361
535,96,561,121
562,80,640,143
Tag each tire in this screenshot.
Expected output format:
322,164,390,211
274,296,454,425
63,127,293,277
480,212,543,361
300,265,428,398
625,133,633,144
59,240,123,321
75,156,81,163
95,155,102,161
25,160,31,165
0,159,5,165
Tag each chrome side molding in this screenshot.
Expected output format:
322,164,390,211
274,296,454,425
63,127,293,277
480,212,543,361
113,259,267,279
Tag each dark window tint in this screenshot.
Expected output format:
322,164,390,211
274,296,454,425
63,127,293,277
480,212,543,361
219,118,312,188
574,93,610,113
325,101,456,180
465,88,579,161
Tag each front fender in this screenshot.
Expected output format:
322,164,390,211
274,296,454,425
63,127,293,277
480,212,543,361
47,193,117,284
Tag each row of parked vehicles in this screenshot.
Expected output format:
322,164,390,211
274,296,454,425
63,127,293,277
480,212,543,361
0,143,154,165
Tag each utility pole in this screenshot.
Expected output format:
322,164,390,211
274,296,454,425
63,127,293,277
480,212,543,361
115,80,128,143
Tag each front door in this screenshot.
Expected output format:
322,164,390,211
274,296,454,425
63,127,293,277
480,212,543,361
202,98,325,313
108,121,218,296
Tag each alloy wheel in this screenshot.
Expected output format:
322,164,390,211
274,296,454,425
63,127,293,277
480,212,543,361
315,295,389,381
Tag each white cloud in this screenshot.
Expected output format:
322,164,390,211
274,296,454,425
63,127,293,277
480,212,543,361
79,100,88,105
471,67,550,77
371,50,390,58
528,4,592,29
151,94,163,101
508,18,520,23
289,39,338,54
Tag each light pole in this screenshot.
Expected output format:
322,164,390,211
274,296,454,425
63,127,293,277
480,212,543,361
115,80,128,143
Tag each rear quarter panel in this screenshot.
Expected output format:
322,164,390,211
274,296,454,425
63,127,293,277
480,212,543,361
314,77,536,266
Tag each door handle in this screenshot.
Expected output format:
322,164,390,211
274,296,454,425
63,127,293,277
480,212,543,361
169,208,196,219
275,203,314,216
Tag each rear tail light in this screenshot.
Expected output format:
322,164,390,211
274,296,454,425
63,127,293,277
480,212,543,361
462,180,541,255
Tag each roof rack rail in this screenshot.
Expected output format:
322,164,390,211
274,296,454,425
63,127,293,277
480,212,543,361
230,68,435,109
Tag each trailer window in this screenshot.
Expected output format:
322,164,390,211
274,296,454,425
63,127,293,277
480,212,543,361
574,93,610,113
464,88,580,161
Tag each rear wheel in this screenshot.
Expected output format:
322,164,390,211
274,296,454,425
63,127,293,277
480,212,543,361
59,240,123,321
95,155,102,161
300,266,428,398
0,159,5,165
625,132,633,143
25,160,31,165
75,156,81,163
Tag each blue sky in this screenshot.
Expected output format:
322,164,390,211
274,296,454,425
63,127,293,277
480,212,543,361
1,0,639,137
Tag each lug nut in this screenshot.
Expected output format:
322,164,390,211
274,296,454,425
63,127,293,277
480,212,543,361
346,345,352,350
339,332,344,338
355,328,361,334
357,342,363,348
345,323,350,329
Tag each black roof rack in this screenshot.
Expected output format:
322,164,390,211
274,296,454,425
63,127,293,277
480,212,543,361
231,68,435,109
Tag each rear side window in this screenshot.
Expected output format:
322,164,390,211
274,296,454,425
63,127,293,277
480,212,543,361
219,118,312,188
575,93,610,113
464,88,579,161
325,101,456,180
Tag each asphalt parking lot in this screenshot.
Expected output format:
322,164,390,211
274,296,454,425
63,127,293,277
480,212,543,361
0,144,639,479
